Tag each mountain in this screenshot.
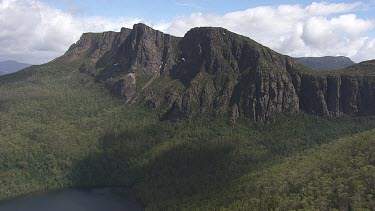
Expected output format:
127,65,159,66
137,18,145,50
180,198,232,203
295,56,355,71
0,60,32,75
64,23,375,121
1,23,375,210
63,24,300,122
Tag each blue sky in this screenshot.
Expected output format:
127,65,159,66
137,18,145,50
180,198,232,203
42,0,375,20
1,0,375,64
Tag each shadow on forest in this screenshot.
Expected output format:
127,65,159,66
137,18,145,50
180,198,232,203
68,114,375,208
69,123,253,207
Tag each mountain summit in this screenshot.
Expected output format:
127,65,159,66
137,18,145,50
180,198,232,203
62,23,375,121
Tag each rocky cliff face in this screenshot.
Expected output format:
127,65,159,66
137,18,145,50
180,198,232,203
294,69,375,117
64,28,132,63
64,23,375,121
97,24,181,77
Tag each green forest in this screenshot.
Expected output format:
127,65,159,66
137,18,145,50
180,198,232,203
1,61,375,210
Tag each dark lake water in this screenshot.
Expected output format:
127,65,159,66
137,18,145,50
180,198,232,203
0,187,142,211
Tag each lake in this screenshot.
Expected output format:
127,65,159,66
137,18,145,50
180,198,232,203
0,187,142,211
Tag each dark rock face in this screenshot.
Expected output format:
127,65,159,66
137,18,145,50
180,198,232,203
295,56,355,71
97,23,181,77
96,24,179,76
291,70,375,117
160,27,300,121
65,30,129,63
64,24,375,121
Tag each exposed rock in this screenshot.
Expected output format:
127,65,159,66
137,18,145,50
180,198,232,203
64,28,132,63
97,23,181,78
63,24,375,121
163,27,300,121
293,71,375,117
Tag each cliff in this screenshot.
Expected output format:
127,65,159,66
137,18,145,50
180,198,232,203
64,23,375,121
295,61,375,116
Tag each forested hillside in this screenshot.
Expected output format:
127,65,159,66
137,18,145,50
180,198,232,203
1,59,375,210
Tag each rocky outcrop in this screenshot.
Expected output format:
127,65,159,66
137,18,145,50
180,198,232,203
63,24,375,121
64,28,132,63
97,24,181,77
158,27,300,121
296,74,375,117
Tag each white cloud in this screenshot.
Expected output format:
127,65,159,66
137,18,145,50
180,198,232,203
352,38,375,61
176,2,201,9
305,1,363,15
0,0,140,64
0,0,374,64
160,2,375,62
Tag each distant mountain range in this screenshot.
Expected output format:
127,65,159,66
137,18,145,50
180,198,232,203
295,56,355,71
0,60,32,75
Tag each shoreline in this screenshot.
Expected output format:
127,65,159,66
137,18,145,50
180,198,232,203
0,186,144,210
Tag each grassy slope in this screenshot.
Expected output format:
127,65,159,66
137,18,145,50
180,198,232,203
0,60,375,210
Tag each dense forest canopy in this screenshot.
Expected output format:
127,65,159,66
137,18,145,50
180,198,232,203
1,60,375,210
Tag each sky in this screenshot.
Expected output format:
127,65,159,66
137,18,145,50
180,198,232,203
1,0,375,64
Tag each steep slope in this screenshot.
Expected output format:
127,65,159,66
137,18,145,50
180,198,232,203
65,24,303,121
295,56,355,71
295,60,375,116
0,60,32,75
63,24,375,121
